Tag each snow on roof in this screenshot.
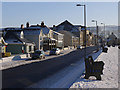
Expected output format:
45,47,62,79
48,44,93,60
27,26,41,29
4,31,34,44
52,30,64,36
5,39,23,44
42,27,50,35
55,20,80,32
5,28,22,31
25,26,51,35
43,37,57,41
24,30,41,35
71,27,80,32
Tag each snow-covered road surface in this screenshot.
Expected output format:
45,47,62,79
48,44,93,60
70,47,118,88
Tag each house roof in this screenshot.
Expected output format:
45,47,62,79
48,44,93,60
55,20,79,32
57,20,74,27
4,31,20,40
19,38,34,44
5,27,22,31
24,25,51,35
59,30,77,38
4,31,34,44
52,30,64,36
74,25,83,27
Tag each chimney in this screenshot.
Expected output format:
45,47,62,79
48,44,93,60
53,25,56,31
26,22,29,28
37,24,39,26
41,21,44,27
53,25,55,27
21,24,24,29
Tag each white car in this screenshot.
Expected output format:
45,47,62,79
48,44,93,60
49,48,61,55
77,46,82,49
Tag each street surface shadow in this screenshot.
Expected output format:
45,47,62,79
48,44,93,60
2,46,100,88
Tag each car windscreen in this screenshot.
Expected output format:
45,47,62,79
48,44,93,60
35,51,41,54
51,49,57,51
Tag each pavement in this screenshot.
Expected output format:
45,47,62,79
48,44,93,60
70,47,118,88
0,47,74,70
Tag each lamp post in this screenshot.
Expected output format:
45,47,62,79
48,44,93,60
92,20,99,51
101,23,105,46
76,4,86,59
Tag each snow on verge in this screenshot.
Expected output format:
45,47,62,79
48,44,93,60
70,47,118,88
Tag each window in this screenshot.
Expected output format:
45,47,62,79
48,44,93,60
29,46,32,52
40,37,42,40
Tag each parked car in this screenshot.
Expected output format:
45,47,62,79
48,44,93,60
118,45,120,49
30,50,45,59
77,45,82,50
107,44,111,47
49,48,61,55
112,44,115,47
102,46,108,53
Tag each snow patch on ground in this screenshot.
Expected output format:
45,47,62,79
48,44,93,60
70,47,118,88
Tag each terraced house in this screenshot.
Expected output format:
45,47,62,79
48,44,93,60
23,22,64,51
52,20,80,47
3,29,35,54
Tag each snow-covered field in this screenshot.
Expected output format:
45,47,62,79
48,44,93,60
70,47,118,88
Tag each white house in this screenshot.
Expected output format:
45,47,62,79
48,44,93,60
52,31,64,49
23,22,58,51
53,20,81,46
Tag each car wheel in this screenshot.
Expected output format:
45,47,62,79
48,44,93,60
32,57,35,60
39,56,42,59
43,56,45,59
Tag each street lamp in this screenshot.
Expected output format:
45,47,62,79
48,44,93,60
92,20,99,51
76,4,86,59
101,23,105,46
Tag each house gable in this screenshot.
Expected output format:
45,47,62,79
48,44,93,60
55,20,79,33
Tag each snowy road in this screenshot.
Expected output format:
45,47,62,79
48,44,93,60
29,48,102,88
70,47,118,88
3,46,98,88
29,47,118,88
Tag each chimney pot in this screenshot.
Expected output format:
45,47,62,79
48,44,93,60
26,22,29,28
41,21,44,27
21,24,24,29
53,25,55,27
